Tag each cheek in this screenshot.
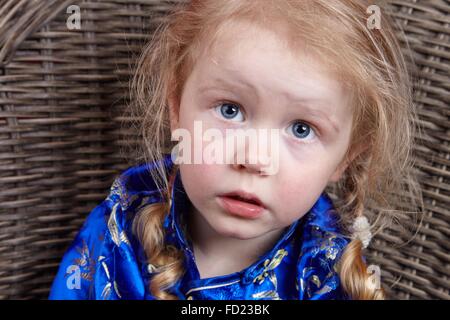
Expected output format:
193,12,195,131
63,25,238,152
277,181,309,209
275,188,318,224
272,166,331,223
179,164,222,198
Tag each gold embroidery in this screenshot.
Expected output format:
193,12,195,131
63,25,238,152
310,275,321,288
107,202,131,247
320,234,339,260
314,231,342,261
185,280,241,297
252,249,288,300
299,277,304,292
301,262,339,298
119,231,131,246
268,272,277,288
72,239,95,281
301,267,323,298
106,176,139,210
101,261,110,279
297,228,344,298
108,203,120,245
305,274,322,298
252,290,281,299
113,281,121,299
98,256,122,299
101,282,112,300
325,246,339,260
253,249,288,285
312,270,337,296
106,177,127,204
302,267,314,278
315,284,333,295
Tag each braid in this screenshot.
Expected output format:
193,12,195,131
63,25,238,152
336,157,385,299
338,239,385,300
132,167,185,300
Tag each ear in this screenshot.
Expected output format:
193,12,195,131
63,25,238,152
167,92,180,132
329,144,367,183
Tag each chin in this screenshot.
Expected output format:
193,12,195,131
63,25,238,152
210,218,263,240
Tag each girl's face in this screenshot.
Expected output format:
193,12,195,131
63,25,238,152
168,20,354,241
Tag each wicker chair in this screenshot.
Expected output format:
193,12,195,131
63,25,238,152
0,0,448,300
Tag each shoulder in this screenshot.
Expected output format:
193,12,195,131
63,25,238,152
81,156,172,247
49,155,174,299
104,153,176,229
107,154,174,212
49,195,112,299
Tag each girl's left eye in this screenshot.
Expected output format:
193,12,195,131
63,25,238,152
214,102,245,122
287,121,317,141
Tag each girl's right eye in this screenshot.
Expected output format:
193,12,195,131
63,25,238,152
214,102,245,122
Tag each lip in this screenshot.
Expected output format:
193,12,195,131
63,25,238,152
221,190,267,208
217,190,267,219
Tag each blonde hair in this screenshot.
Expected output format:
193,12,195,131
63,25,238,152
128,0,424,300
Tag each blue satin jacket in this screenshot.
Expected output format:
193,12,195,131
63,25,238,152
49,154,352,300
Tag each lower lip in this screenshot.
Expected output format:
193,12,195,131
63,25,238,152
217,196,265,219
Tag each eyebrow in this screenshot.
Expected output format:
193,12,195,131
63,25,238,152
199,74,340,134
290,99,340,134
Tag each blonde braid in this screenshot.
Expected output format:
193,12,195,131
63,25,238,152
335,155,385,300
338,238,385,300
132,168,185,300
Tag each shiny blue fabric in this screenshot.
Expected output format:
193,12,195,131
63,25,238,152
49,154,352,300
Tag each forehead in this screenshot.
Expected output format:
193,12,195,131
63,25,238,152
191,19,351,114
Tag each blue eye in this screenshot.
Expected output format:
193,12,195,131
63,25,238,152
288,121,316,141
214,103,244,122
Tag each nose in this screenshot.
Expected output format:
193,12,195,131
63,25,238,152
230,143,270,176
231,161,266,175
225,125,280,176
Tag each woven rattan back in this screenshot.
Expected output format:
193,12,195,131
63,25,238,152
0,0,448,299
364,0,449,300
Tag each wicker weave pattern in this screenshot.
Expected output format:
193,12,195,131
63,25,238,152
364,0,449,300
0,0,448,299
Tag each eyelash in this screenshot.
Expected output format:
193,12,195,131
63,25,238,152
213,100,246,122
211,100,321,141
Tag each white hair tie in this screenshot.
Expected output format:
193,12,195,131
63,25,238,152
352,215,372,249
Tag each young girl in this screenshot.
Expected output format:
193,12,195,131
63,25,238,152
49,0,423,300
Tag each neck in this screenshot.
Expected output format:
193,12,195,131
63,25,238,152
186,205,287,278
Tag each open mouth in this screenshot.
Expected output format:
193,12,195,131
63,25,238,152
224,195,262,206
220,190,266,209
217,194,265,219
